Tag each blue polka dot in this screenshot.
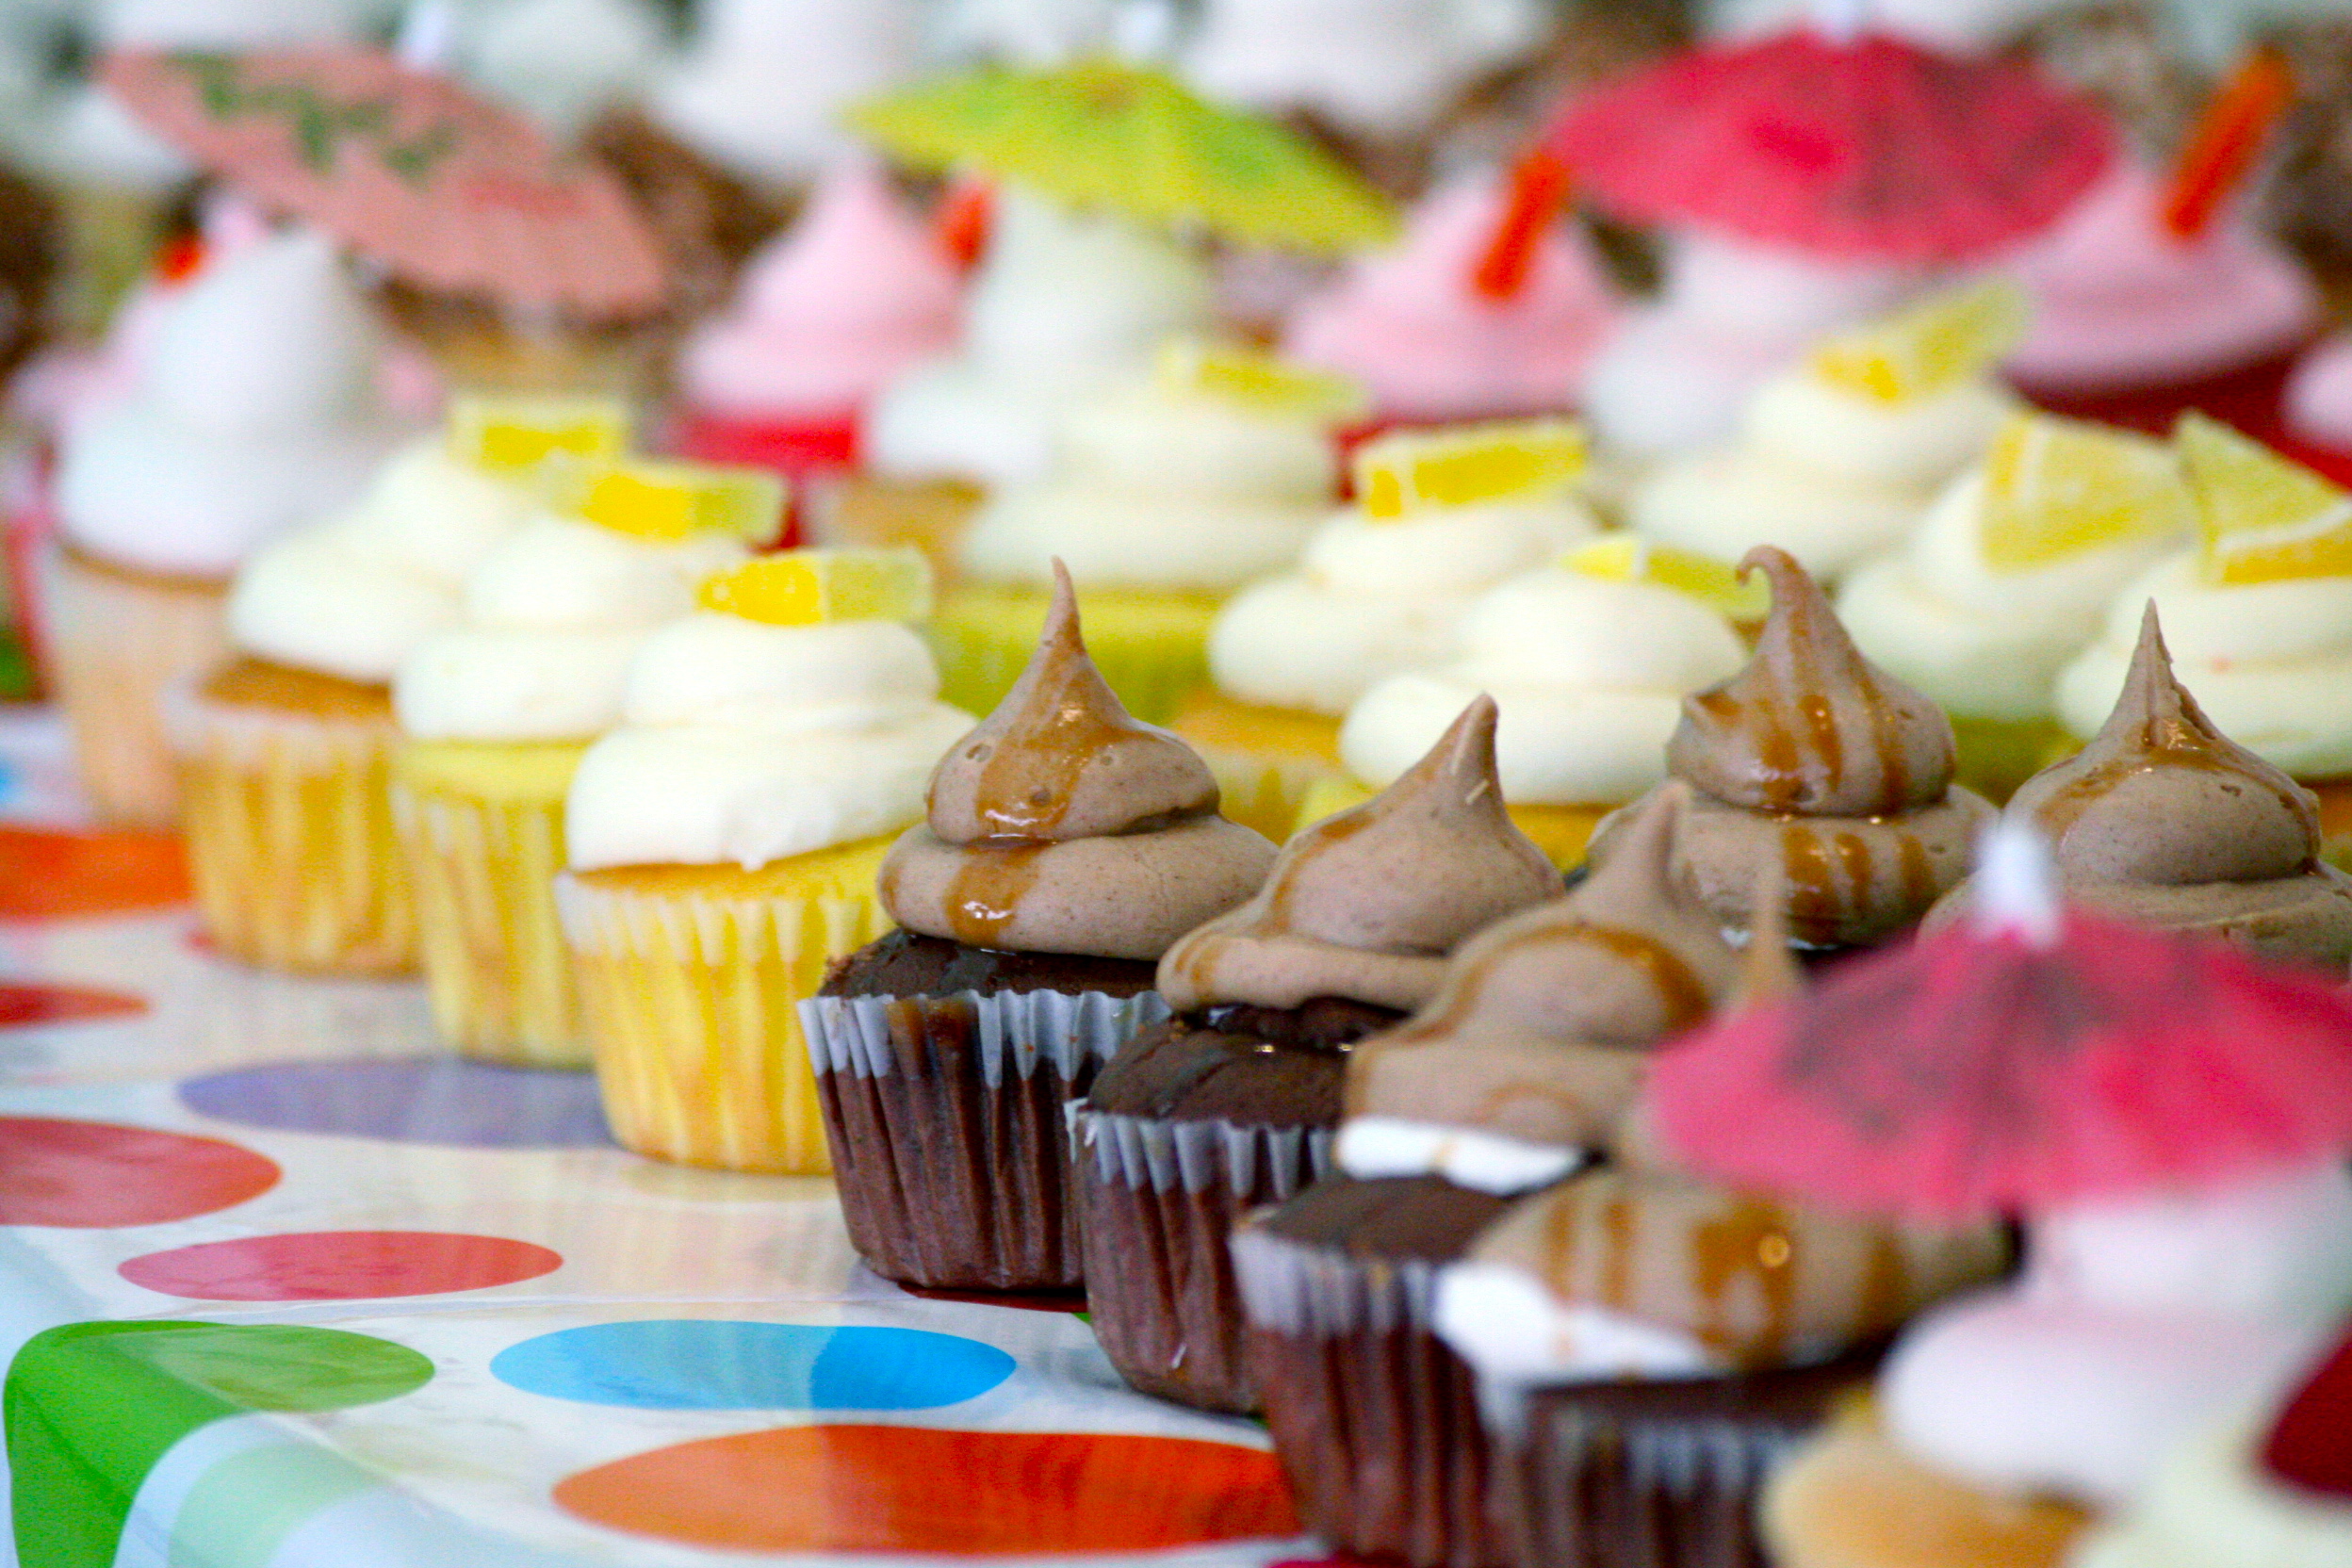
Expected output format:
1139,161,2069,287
489,1321,1015,1411
180,1058,613,1149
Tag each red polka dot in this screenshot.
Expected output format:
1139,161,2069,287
120,1231,564,1300
555,1427,1299,1554
0,1118,278,1227
0,983,146,1027
0,827,188,920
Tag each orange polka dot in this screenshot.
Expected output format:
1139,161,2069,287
555,1426,1299,1555
0,827,188,919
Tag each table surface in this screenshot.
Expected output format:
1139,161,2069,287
0,708,1317,1568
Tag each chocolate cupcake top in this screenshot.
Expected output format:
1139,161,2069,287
881,564,1276,960
1934,605,2352,971
1336,786,1743,1184
1595,546,1993,947
1157,694,1560,1014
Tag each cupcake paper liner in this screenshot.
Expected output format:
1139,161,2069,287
41,542,231,825
1076,1111,1333,1414
1233,1223,1504,1568
394,760,587,1069
800,988,1168,1290
928,584,1218,726
556,855,889,1174
172,686,416,976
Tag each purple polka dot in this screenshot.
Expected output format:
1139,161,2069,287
179,1058,615,1149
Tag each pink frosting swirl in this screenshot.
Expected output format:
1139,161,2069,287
1280,171,1621,423
678,161,962,421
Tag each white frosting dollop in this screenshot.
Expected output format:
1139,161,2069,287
1629,364,2016,582
954,379,1340,593
1209,497,1600,714
56,228,406,578
564,614,972,871
227,440,538,684
863,188,1216,487
1433,1259,1724,1387
459,0,668,137
1838,471,2192,724
1339,567,1747,806
1335,1116,1588,1196
2055,552,2352,777
394,516,749,743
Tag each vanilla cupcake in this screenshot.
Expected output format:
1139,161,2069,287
47,228,404,823
1629,284,2022,583
1174,420,1600,841
396,459,769,1068
558,549,971,1171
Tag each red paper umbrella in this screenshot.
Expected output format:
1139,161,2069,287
1645,825,2352,1219
102,47,666,319
1542,28,2115,263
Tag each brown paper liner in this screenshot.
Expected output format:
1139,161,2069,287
801,988,1168,1290
1077,1112,1333,1414
173,682,416,975
41,541,230,825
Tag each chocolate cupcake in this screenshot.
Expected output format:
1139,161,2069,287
1592,547,1994,953
1073,695,1560,1413
1233,786,1744,1568
803,565,1275,1291
1928,604,2352,970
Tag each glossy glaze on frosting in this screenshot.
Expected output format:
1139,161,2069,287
882,564,1275,959
1158,694,1560,1013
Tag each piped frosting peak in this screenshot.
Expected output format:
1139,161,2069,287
1669,547,1956,817
2012,603,2318,887
1157,694,1560,1012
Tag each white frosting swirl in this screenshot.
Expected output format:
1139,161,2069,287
1208,497,1600,713
1339,567,1747,806
1839,471,2192,723
56,229,406,578
1630,365,2015,581
394,516,749,743
226,440,538,684
954,381,1339,593
863,189,1216,487
2055,553,2352,777
1182,0,1547,139
564,614,972,871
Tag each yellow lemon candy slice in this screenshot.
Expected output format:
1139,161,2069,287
1154,338,1366,422
2179,413,2352,585
447,394,629,474
1355,419,1587,521
1561,535,1769,621
1811,278,2031,404
555,459,786,545
1978,413,2193,571
697,549,935,626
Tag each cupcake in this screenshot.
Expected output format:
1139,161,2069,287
1174,419,1601,841
2054,416,2352,870
1935,606,2352,972
928,342,1347,725
557,548,971,1171
47,227,406,824
397,459,772,1068
667,158,961,506
803,564,1275,1290
1232,784,1745,1568
1627,283,2023,583
1280,169,1621,426
179,400,623,976
1071,694,1561,1413
1837,413,2196,800
1594,547,1994,951
1317,537,1752,869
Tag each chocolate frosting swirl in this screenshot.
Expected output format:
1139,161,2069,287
1670,547,1955,817
1157,694,1560,1013
883,564,1275,959
1343,784,1744,1150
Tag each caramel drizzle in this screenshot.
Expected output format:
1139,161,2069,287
1776,822,1940,942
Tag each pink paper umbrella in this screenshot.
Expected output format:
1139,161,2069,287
101,47,666,320
1645,825,2352,1219
1543,27,2115,264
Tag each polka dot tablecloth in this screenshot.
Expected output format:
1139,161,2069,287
0,710,1307,1568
